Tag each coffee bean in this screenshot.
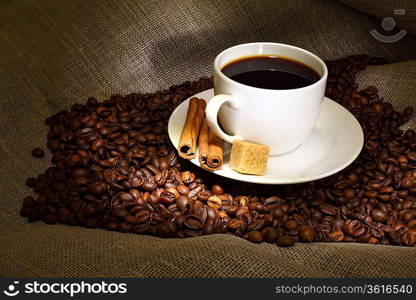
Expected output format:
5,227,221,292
22,196,35,207
177,195,192,212
142,182,157,192
211,185,224,195
272,207,285,218
89,183,104,196
119,192,134,202
118,222,132,232
157,222,177,237
85,217,100,228
134,209,150,223
276,235,295,247
177,184,190,195
183,215,203,230
402,229,416,246
283,220,298,231
262,227,278,243
402,200,414,210
332,218,344,228
320,203,337,216
112,208,128,219
202,219,216,235
328,228,344,242
44,214,57,224
207,196,222,209
406,152,416,162
299,225,315,242
181,171,195,184
194,190,209,202
248,218,265,231
184,228,202,237
343,220,365,237
247,231,263,243
166,187,180,199
371,208,387,222
248,202,263,212
106,222,118,231
32,148,45,158
235,196,249,206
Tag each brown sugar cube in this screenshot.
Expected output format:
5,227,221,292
229,141,270,175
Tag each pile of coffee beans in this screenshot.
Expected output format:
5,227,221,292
21,55,416,247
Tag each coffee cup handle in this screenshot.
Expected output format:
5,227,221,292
205,94,243,144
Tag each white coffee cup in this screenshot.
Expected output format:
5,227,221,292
205,42,328,156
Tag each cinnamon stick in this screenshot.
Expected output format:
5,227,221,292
198,118,210,167
178,97,206,159
198,118,224,171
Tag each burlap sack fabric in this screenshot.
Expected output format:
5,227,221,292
0,0,415,277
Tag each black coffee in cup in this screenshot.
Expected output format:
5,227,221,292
221,55,320,90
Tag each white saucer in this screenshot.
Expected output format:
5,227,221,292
168,89,364,184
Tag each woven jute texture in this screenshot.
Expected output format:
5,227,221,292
0,0,415,277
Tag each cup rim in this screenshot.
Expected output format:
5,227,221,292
214,42,328,92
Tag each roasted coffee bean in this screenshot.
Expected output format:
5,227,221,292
196,190,212,202
276,235,295,247
271,207,286,219
188,186,203,198
283,220,298,231
106,222,118,231
402,199,414,210
202,219,216,235
112,208,128,219
207,196,222,209
181,171,195,184
89,183,104,196
248,218,265,231
402,211,414,224
142,181,157,192
235,206,249,220
371,208,387,222
176,184,190,195
320,203,337,216
118,222,132,232
85,217,100,228
184,228,202,237
229,218,244,230
263,196,284,208
235,196,249,206
262,214,273,226
247,231,263,243
262,227,278,243
119,192,134,202
132,222,150,233
124,215,137,224
165,187,180,199
299,225,315,242
248,202,263,212
177,195,192,212
183,215,203,230
343,220,365,237
402,229,416,246
157,222,177,237
32,148,45,158
22,196,35,207
328,228,344,242
211,185,224,195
